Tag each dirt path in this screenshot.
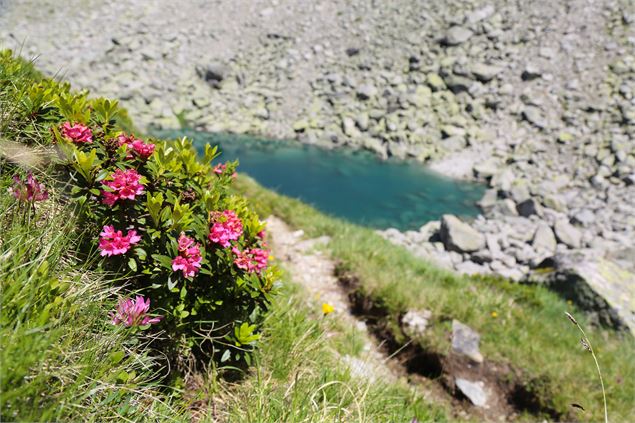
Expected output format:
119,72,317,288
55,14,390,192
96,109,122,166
266,216,480,420
266,216,394,383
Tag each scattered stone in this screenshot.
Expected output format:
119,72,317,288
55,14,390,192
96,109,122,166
401,309,432,338
440,215,486,253
456,261,487,275
443,26,473,46
452,320,483,363
554,220,582,248
466,5,495,24
469,63,502,82
517,198,542,217
491,199,518,217
426,73,446,91
522,106,547,129
473,160,499,179
444,75,472,93
196,62,227,88
356,84,378,100
455,378,489,408
532,222,557,253
521,65,542,81
572,209,595,227
477,188,498,210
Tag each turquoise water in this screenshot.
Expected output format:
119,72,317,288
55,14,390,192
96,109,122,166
156,130,485,231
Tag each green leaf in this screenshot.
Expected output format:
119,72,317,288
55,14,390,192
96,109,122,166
167,275,178,290
146,192,164,227
116,370,130,383
220,349,231,362
127,258,137,272
73,148,100,182
110,351,125,365
152,254,173,270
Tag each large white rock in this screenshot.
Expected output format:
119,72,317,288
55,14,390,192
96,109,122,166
440,215,486,253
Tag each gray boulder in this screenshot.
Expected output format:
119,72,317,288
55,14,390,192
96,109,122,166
554,220,582,248
440,215,486,253
532,222,557,253
529,253,635,335
356,84,378,100
401,309,432,339
469,63,502,82
455,378,489,408
196,62,227,88
443,26,473,46
517,198,542,217
452,320,483,363
466,5,495,23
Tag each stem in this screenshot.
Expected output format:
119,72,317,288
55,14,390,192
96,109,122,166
570,316,608,423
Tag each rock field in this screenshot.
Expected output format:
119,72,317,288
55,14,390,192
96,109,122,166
2,0,634,333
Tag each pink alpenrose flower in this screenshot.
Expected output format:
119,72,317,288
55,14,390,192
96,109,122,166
232,246,269,273
61,122,93,144
110,295,162,327
208,210,243,247
10,172,48,202
101,168,145,206
117,134,156,160
98,225,141,256
212,163,226,175
171,232,203,278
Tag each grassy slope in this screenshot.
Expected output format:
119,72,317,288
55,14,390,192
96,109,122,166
207,282,448,422
1,52,448,422
0,177,184,422
235,175,635,422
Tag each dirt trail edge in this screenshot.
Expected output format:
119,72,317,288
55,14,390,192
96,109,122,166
267,216,485,421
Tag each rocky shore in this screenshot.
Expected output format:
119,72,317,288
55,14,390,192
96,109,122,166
2,0,634,333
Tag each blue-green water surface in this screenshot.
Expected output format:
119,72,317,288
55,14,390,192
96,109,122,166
156,130,485,231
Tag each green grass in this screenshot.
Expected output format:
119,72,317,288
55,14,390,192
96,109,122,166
235,174,635,422
3,48,634,422
0,175,184,422
1,51,448,422
205,282,448,422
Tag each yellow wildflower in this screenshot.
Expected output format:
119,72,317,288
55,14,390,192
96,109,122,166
322,303,335,315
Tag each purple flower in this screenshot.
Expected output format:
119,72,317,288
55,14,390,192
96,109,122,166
110,295,162,327
10,172,48,202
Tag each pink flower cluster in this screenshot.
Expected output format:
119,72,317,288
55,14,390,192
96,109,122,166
117,133,155,160
213,163,227,175
232,247,269,273
110,295,162,327
208,210,243,247
102,168,145,206
172,233,203,278
10,172,48,202
98,225,141,256
61,122,93,144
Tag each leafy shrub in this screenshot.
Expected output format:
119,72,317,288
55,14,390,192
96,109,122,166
1,49,279,366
